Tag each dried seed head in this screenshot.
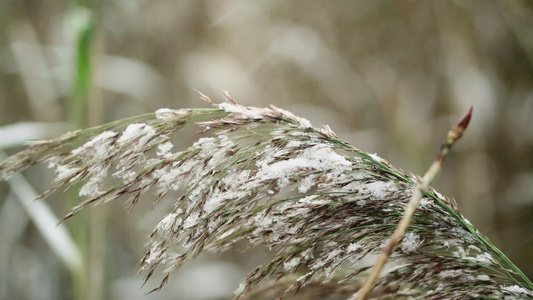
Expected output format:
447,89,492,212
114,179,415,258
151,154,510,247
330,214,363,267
0,94,530,299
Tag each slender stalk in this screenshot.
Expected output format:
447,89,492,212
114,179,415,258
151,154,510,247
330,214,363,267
357,107,473,300
68,5,96,300
87,28,107,300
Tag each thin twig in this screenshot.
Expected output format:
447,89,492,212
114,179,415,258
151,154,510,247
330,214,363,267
357,107,473,300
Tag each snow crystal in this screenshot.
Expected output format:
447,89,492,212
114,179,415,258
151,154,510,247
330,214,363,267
267,232,281,243
452,247,494,265
439,271,486,284
298,174,317,193
55,165,80,182
117,123,156,151
477,275,490,281
297,117,312,129
113,167,137,181
286,223,303,235
156,141,174,157
501,285,533,296
298,195,331,205
79,166,109,197
72,131,117,158
286,140,302,148
438,269,464,278
155,108,177,120
256,144,350,187
187,136,236,179
156,212,180,233
365,181,397,200
157,167,183,191
234,282,246,296
434,190,446,200
194,137,216,151
219,102,263,119
401,232,421,253
256,214,275,229
468,245,481,252
297,271,313,282
311,248,343,270
369,153,385,162
450,227,476,243
453,247,468,260
419,197,433,209
347,242,362,253
79,178,101,197
143,245,163,268
311,258,326,270
473,252,493,264
283,257,301,271
301,249,314,260
224,169,251,186
203,136,234,169
302,145,351,167
451,227,470,238
183,211,201,229
203,194,226,214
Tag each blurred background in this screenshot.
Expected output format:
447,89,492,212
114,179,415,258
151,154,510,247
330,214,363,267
0,1,532,299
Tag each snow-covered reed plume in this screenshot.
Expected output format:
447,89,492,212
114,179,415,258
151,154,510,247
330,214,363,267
1,92,532,299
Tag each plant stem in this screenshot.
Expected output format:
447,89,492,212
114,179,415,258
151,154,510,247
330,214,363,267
68,4,96,300
357,107,473,300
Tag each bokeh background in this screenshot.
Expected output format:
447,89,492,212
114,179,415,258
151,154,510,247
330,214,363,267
0,1,532,299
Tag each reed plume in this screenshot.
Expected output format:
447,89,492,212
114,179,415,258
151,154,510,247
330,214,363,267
1,92,532,299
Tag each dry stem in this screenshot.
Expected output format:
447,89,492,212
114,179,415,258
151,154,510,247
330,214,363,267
357,107,473,300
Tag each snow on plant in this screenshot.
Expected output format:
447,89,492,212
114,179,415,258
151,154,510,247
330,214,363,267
1,92,532,299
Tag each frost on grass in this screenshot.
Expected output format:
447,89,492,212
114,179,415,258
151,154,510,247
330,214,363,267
0,93,532,299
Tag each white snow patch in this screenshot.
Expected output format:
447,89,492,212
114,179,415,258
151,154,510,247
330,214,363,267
369,153,385,162
347,242,362,253
113,167,137,180
142,243,165,269
401,232,421,253
297,117,312,129
79,165,109,197
183,211,201,229
219,102,263,119
203,194,226,214
297,271,313,283
55,165,80,182
234,282,246,296
438,269,464,278
156,212,180,233
298,174,317,193
117,123,156,151
156,141,174,157
256,144,350,187
501,285,533,296
298,195,331,205
473,252,493,264
419,197,433,209
365,181,397,200
286,140,302,148
72,131,117,157
155,108,177,120
477,275,490,281
283,257,301,272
